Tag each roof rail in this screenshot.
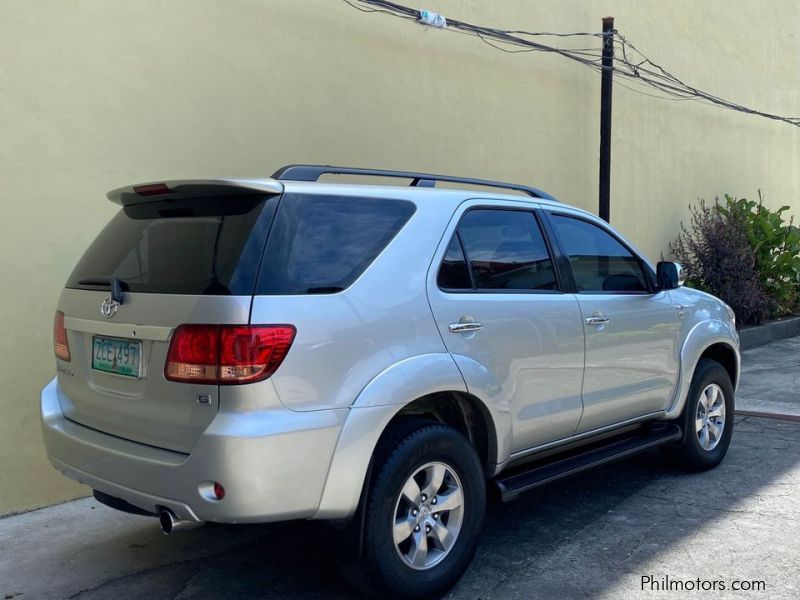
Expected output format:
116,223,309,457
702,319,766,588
271,164,557,201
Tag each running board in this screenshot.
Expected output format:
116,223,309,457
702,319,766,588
494,423,683,502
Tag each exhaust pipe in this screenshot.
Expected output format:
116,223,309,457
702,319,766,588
158,508,205,535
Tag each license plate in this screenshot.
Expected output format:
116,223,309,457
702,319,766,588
92,336,141,378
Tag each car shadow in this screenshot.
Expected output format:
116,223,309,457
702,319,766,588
71,416,799,599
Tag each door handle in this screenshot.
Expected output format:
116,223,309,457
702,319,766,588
449,322,483,333
585,316,610,326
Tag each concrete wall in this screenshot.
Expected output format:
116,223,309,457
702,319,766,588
1,0,798,515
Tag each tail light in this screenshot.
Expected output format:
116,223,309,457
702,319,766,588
53,311,71,362
164,325,218,383
165,325,296,385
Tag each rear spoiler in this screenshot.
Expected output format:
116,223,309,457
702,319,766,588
107,178,284,206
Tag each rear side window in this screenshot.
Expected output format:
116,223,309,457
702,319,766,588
66,195,275,295
550,214,648,293
257,194,416,295
438,209,558,291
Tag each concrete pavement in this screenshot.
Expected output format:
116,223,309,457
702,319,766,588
737,335,800,416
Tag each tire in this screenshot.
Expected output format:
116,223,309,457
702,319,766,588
342,418,486,599
663,358,735,470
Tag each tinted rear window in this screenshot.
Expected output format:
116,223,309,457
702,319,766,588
256,194,415,294
66,195,276,295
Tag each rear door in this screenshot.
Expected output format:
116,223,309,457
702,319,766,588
55,186,278,453
427,201,586,452
545,211,680,433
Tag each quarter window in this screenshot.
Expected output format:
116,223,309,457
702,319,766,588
439,209,558,291
257,194,416,294
550,214,648,293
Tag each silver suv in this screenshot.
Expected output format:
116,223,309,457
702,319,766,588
41,165,739,599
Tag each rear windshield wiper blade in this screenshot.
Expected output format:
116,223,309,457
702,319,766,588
77,277,128,303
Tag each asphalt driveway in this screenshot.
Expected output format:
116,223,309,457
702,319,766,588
2,338,799,599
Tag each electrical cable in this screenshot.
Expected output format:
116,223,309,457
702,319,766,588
341,0,800,128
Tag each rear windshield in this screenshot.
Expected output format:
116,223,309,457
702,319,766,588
66,195,276,295
256,194,415,294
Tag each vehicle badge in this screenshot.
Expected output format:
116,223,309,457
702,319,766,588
100,297,120,318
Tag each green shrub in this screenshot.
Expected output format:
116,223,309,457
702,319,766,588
718,192,800,316
671,193,800,326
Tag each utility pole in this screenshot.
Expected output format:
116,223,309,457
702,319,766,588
599,16,615,223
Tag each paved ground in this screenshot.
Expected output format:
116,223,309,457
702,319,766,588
2,338,799,599
737,336,800,416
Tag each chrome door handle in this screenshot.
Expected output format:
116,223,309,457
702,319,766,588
585,316,610,326
449,322,483,333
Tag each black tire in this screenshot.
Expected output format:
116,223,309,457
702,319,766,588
342,418,486,599
663,358,735,470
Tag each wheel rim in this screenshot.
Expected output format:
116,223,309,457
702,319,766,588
695,383,726,451
392,461,465,571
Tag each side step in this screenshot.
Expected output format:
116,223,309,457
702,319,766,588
494,423,683,502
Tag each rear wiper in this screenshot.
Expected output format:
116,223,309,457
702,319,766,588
77,277,127,303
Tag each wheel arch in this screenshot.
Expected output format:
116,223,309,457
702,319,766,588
313,354,501,520
665,320,740,420
698,342,738,386
389,390,497,469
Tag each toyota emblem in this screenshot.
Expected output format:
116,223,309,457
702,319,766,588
100,297,120,318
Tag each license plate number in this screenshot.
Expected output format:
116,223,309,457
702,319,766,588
92,336,141,378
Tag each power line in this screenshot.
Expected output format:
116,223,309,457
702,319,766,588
341,0,800,128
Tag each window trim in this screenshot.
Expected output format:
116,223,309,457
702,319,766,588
543,210,657,295
436,205,565,295
455,230,477,290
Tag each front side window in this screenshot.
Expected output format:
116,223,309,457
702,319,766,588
550,214,648,293
438,209,558,291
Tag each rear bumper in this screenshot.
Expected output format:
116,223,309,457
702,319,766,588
40,378,347,523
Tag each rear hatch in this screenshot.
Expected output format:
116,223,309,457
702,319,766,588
55,181,281,453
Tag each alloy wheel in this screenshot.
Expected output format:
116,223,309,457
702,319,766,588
695,383,726,451
392,461,465,570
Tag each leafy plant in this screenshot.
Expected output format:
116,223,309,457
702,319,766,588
670,198,772,325
717,192,800,316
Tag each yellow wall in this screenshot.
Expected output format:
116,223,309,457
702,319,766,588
1,0,798,514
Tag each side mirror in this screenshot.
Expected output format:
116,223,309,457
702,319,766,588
657,261,684,290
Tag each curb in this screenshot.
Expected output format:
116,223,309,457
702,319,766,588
736,409,800,422
739,316,800,351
